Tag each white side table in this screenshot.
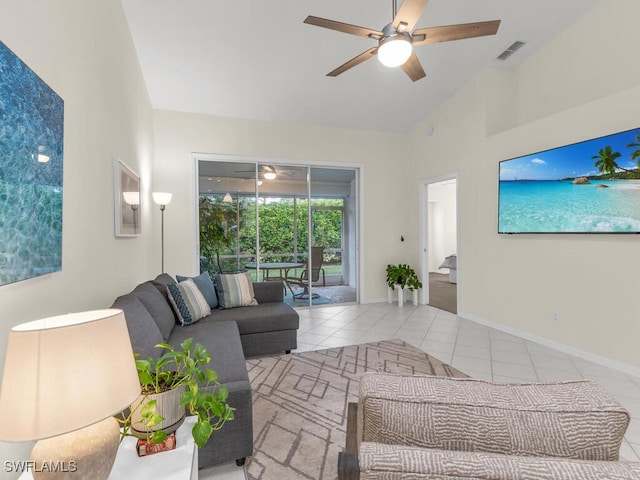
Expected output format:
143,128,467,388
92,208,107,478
19,416,198,480
387,285,419,307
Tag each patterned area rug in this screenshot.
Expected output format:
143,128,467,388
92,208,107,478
245,338,467,480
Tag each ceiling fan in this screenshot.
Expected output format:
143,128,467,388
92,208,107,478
235,165,301,180
304,0,501,82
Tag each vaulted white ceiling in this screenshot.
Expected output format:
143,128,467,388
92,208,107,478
121,0,600,133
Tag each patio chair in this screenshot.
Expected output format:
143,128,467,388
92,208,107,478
287,246,326,299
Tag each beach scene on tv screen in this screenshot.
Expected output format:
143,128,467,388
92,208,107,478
499,128,640,233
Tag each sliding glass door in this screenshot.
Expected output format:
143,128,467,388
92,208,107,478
198,162,256,274
309,167,356,305
197,158,357,307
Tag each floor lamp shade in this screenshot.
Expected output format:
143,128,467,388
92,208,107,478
0,309,140,441
152,192,172,206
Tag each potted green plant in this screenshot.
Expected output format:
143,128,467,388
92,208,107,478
118,338,234,448
386,264,423,291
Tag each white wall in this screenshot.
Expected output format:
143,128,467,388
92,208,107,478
153,111,407,302
0,0,155,474
428,182,457,272
406,0,640,370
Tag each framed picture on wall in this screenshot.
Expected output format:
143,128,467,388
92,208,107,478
0,41,64,286
114,159,141,237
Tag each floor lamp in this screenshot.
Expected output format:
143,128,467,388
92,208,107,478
153,192,172,273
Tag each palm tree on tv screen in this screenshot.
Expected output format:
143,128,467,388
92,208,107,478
592,145,625,175
626,132,640,165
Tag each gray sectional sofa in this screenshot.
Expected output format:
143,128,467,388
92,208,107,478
110,273,299,468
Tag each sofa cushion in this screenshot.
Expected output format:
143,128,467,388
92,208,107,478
252,281,284,303
167,279,211,326
151,273,176,300
199,302,299,335
167,320,249,385
132,281,176,341
111,294,164,361
177,272,218,309
215,272,258,309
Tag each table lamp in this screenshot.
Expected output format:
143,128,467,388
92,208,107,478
0,309,140,479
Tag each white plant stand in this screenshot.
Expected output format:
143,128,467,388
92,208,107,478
387,285,419,307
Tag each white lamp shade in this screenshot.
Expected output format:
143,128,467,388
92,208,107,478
263,172,277,180
0,309,140,442
152,192,173,206
122,191,140,206
378,37,412,67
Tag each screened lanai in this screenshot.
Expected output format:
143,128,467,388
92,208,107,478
196,159,358,307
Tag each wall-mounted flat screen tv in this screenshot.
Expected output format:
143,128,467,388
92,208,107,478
498,127,640,234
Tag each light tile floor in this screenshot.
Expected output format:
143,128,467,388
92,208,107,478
200,302,640,479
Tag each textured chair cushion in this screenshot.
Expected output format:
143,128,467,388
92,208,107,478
167,278,211,326
358,442,640,480
358,373,630,461
177,272,218,309
215,272,258,309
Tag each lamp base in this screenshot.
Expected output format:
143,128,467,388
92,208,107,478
30,416,120,480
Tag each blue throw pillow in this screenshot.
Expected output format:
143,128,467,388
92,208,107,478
176,272,218,309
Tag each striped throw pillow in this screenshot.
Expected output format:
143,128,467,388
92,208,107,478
215,272,259,309
167,278,211,326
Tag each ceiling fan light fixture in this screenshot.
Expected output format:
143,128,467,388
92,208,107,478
378,35,412,67
264,172,277,180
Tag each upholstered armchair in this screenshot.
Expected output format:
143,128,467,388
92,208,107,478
338,372,640,480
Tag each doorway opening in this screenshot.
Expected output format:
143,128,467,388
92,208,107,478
420,175,458,314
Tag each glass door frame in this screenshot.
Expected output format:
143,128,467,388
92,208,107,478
193,154,361,307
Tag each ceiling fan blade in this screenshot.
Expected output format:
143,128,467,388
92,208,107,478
304,16,383,39
412,20,501,46
401,52,426,82
327,47,378,77
393,0,429,32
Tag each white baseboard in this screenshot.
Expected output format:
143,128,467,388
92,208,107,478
362,297,387,304
458,310,640,379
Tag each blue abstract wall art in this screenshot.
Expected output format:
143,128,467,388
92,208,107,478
0,41,64,285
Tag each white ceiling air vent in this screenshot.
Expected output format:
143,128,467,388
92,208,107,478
496,41,526,61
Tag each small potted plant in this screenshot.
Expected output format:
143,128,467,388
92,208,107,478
386,264,423,291
118,338,234,448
